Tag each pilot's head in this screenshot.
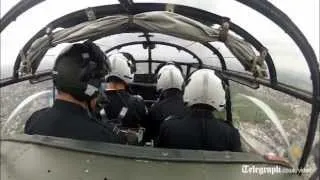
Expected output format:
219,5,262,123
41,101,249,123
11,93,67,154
183,69,225,111
156,63,184,93
104,52,135,90
53,41,108,103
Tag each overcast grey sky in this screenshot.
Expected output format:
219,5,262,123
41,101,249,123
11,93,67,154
1,0,319,80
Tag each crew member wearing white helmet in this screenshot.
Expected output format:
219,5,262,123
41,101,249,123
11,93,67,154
102,52,147,129
145,63,185,141
157,69,241,151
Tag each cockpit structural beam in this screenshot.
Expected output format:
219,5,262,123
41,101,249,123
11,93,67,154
104,41,204,68
142,33,153,74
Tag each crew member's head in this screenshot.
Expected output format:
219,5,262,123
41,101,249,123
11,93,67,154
104,52,135,90
156,63,184,93
183,69,225,111
53,41,108,104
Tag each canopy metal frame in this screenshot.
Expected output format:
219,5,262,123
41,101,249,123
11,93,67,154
104,41,204,66
6,3,277,82
0,0,319,170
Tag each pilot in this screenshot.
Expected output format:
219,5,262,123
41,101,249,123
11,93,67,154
102,52,147,129
157,69,242,151
24,41,124,143
145,63,185,141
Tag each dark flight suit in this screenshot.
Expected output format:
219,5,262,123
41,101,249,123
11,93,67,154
145,89,185,141
24,99,122,143
103,90,147,129
157,107,242,151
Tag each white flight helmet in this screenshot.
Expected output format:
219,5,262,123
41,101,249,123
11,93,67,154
156,64,184,92
183,69,225,111
105,53,134,84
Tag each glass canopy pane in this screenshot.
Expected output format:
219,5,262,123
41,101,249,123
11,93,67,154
107,44,149,60
95,33,146,52
151,44,197,63
209,43,245,72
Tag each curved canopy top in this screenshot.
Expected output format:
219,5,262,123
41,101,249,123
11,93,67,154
20,11,266,78
1,0,318,92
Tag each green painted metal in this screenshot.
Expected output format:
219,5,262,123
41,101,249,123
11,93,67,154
1,136,304,180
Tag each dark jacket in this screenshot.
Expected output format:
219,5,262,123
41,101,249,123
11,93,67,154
145,89,185,140
157,107,242,152
103,90,147,128
24,99,122,143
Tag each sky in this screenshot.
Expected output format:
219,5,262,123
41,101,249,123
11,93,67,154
0,0,319,89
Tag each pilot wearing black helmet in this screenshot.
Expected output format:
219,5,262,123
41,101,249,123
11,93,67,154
24,41,124,143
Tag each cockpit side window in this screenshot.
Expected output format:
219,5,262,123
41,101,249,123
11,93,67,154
230,82,311,167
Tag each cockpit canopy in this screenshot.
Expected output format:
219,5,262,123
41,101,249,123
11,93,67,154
0,0,319,174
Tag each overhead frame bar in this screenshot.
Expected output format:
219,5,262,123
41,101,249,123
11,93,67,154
105,41,204,66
